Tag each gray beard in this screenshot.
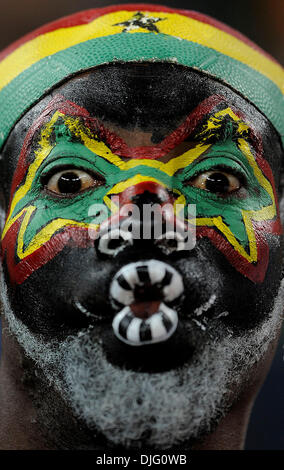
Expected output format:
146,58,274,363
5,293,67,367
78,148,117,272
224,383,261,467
1,275,284,450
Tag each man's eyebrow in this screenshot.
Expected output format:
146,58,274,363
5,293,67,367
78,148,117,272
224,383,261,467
29,94,259,161
91,98,259,158
38,94,227,160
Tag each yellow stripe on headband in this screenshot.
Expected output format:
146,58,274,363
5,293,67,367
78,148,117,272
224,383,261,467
0,10,283,94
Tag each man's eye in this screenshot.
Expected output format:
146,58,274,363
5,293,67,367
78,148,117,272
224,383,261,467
43,169,104,195
188,170,241,195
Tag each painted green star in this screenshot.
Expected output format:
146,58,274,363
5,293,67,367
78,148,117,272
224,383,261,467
113,11,165,33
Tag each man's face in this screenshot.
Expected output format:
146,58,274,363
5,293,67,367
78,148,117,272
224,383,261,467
0,64,283,449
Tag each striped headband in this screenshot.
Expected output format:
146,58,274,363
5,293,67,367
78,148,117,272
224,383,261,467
0,3,283,151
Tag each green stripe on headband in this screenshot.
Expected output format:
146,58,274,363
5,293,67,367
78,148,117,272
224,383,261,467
0,33,283,149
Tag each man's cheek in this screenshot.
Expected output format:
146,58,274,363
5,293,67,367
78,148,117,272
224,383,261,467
1,201,96,284
2,238,114,335
177,237,283,335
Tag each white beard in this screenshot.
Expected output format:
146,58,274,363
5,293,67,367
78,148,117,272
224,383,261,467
1,275,283,449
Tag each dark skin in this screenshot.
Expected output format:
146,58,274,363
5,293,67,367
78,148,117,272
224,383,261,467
0,64,283,450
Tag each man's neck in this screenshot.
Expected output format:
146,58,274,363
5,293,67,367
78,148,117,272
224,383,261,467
0,325,50,449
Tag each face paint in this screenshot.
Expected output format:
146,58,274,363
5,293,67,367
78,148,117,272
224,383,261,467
2,94,281,285
0,13,282,446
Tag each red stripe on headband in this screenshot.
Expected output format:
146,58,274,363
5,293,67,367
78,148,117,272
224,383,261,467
0,3,278,64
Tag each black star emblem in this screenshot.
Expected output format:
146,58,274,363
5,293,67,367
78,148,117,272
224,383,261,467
113,11,165,33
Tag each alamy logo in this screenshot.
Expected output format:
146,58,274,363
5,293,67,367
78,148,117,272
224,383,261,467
88,198,196,253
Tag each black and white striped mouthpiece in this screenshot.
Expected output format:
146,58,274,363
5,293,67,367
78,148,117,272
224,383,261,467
110,260,184,346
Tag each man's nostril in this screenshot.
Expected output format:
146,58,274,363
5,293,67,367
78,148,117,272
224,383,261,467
155,232,185,254
96,228,133,256
166,239,178,249
108,237,126,250
131,190,166,206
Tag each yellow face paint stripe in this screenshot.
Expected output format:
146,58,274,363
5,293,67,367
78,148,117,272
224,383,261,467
238,138,276,220
186,215,255,263
68,116,211,175
213,215,256,262
3,108,277,265
16,207,99,259
182,108,276,263
0,11,282,93
105,175,167,197
4,111,61,231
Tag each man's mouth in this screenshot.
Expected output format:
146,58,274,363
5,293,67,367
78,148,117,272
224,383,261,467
110,260,184,346
72,257,221,372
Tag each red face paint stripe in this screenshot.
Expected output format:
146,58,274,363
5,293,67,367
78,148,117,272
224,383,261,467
1,219,93,284
254,156,282,217
84,95,269,160
196,226,269,283
113,181,175,206
0,4,277,64
98,95,225,159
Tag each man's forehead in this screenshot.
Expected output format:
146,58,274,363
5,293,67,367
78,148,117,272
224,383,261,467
53,65,271,129
8,64,278,141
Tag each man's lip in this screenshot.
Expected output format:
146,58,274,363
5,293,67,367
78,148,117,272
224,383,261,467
72,294,218,372
74,291,219,325
112,302,179,347
130,300,161,319
109,260,184,346
72,258,220,343
109,259,184,308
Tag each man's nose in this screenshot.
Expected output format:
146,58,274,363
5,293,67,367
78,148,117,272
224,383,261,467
96,182,190,257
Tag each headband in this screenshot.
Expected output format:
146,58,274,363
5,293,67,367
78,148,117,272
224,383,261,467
0,3,283,150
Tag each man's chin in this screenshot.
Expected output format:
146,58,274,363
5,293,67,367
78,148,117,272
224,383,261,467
59,326,229,449
1,276,284,450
